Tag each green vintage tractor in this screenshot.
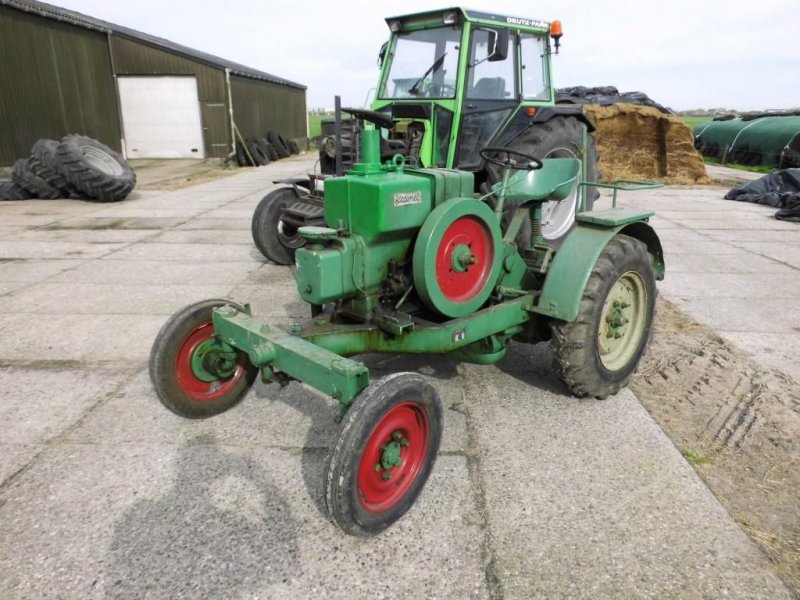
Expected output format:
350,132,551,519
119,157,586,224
252,8,600,264
150,116,664,535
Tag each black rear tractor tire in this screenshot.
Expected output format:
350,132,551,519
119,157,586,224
251,187,308,264
267,131,290,158
0,180,33,200
265,143,280,162
550,234,656,399
12,158,62,199
246,138,269,166
488,116,600,249
54,135,136,202
149,299,257,419
235,141,252,167
29,139,79,197
256,138,272,164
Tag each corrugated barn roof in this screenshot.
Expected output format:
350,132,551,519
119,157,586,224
0,0,307,90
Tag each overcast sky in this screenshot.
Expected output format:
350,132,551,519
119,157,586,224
46,0,799,112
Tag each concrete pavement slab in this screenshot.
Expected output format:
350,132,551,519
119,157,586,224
174,217,251,230
42,216,188,230
1,228,158,244
695,229,800,244
658,273,796,299
0,365,136,446
0,259,86,282
2,282,234,315
733,242,800,268
47,259,260,285
143,228,253,245
462,345,791,599
0,443,485,600
0,314,165,363
665,252,795,274
103,241,260,262
0,444,43,485
0,240,127,260
0,280,32,295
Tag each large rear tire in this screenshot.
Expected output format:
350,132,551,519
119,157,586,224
251,187,308,264
489,116,600,249
12,158,61,199
29,139,79,197
54,135,135,201
550,234,656,399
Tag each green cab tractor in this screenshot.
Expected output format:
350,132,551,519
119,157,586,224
150,8,664,537
252,7,599,264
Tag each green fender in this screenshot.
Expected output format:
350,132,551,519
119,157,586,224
532,210,665,322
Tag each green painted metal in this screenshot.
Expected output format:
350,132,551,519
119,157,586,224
492,158,581,202
533,213,659,321
372,7,557,170
211,307,370,405
210,295,533,405
190,338,236,382
584,179,663,208
301,295,533,356
576,208,655,227
295,236,359,305
412,198,503,317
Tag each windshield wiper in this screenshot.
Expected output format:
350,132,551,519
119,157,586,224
408,52,447,96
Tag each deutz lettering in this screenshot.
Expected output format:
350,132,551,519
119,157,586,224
506,17,548,28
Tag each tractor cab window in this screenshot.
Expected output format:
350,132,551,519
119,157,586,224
380,28,461,99
520,34,549,100
466,28,515,100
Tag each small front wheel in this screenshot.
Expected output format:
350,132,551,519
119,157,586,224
550,234,656,399
149,299,257,418
325,373,443,536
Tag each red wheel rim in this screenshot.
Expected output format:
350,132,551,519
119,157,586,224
435,216,493,302
174,323,246,402
357,401,430,514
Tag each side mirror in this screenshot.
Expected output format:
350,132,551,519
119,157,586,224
488,29,509,62
378,42,388,67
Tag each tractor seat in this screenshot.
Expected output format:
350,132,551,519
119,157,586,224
492,157,580,202
471,77,506,98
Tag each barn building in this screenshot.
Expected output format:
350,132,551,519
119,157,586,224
0,0,307,165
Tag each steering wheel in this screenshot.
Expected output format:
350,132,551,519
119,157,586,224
480,147,543,171
341,107,394,130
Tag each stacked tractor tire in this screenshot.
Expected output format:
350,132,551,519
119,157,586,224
235,131,301,167
0,135,136,202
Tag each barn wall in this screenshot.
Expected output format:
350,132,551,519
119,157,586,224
230,75,307,144
0,5,121,165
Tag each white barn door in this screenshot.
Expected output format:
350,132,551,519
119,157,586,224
118,76,206,159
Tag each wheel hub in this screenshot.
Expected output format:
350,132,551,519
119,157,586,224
375,430,410,481
190,338,237,381
598,271,647,371
413,198,502,318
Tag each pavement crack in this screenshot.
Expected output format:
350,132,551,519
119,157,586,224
459,370,505,600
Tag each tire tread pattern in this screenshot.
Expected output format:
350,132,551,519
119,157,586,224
54,134,136,202
550,235,656,399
